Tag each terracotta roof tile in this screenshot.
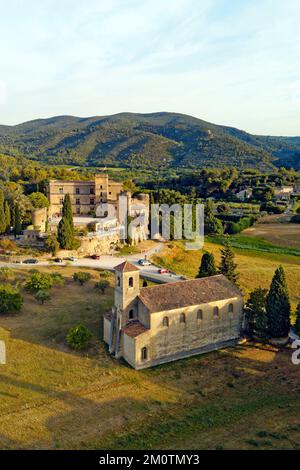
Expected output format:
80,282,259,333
138,275,242,313
114,260,140,273
123,321,148,337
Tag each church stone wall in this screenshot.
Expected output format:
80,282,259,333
131,297,243,370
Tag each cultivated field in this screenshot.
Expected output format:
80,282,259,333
244,223,300,249
0,262,299,450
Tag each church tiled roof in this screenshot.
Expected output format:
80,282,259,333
123,321,148,337
138,275,242,313
114,260,140,273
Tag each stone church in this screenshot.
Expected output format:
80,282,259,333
104,261,244,370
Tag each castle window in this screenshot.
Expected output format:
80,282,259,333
76,188,80,195
76,208,80,215
163,316,169,327
76,198,80,205
213,306,220,318
129,309,134,320
90,188,95,195
180,313,186,324
141,347,148,361
90,198,95,205
129,277,134,287
59,187,64,194
59,198,64,205
228,303,234,313
197,309,203,321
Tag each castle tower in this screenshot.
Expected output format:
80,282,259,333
112,261,140,357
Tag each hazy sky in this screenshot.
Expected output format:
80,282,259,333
0,0,299,135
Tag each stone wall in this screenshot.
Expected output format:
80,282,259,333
77,233,120,256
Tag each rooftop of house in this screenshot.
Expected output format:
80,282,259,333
138,275,242,313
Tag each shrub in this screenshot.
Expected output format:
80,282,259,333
0,284,23,314
66,324,92,350
73,272,92,285
24,272,53,293
0,267,15,282
94,280,109,293
50,272,65,286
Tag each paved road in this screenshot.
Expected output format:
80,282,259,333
0,243,186,285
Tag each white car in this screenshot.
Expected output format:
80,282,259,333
138,259,151,266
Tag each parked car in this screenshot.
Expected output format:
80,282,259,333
138,259,151,266
68,256,78,262
23,259,38,264
158,268,170,274
54,257,63,263
91,254,100,260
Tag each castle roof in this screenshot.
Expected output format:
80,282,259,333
138,275,242,313
114,260,140,273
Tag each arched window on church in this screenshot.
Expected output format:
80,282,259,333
141,347,148,361
228,303,234,313
180,313,186,324
163,316,169,327
129,309,134,320
213,306,220,318
129,277,134,287
197,309,203,321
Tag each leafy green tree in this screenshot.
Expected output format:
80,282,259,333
45,234,60,255
73,272,92,286
0,284,23,314
294,303,300,337
219,240,239,285
29,192,49,209
245,288,268,339
4,201,11,232
66,324,92,350
94,279,109,293
196,252,217,278
24,272,53,294
13,204,22,237
266,266,291,338
34,290,51,305
0,190,6,234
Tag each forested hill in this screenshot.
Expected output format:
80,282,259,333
0,112,299,170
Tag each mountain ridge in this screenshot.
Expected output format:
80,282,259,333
0,112,299,170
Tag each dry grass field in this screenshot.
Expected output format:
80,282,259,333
0,263,299,450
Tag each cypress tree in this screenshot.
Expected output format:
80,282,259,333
196,252,217,278
266,266,291,338
62,194,74,235
246,287,268,340
4,201,11,233
219,240,239,285
14,204,22,237
294,303,300,337
57,217,73,249
204,200,223,235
